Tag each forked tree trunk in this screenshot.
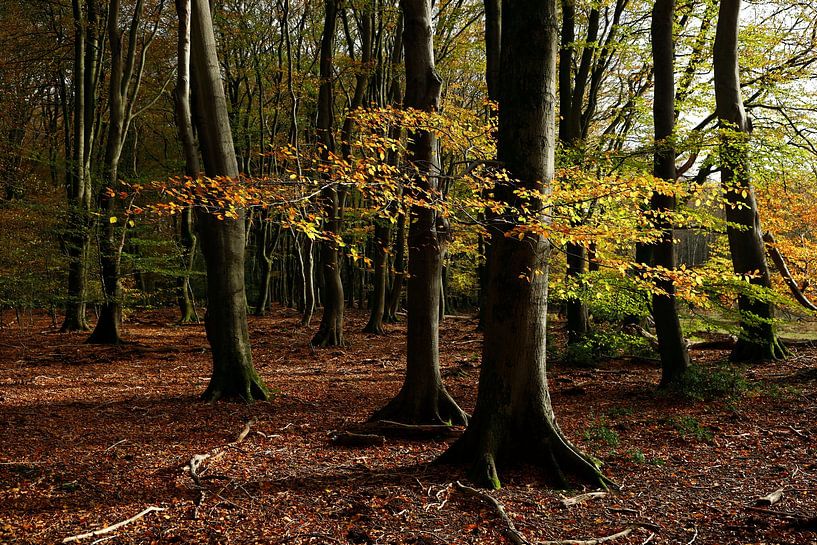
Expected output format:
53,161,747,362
188,0,269,401
439,0,606,489
89,0,152,344
369,0,466,426
651,0,690,385
713,0,786,362
62,0,95,333
311,0,345,347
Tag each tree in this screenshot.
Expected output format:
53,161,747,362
187,0,269,401
311,0,345,347
439,0,607,489
369,0,467,426
650,0,690,384
62,0,103,332
713,0,787,362
89,0,161,344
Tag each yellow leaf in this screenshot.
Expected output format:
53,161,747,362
109,216,118,224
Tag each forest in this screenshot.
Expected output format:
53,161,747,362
2,0,817,542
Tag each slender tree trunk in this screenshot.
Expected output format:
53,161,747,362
311,0,345,347
90,0,150,344
188,0,269,401
363,220,389,333
713,0,786,362
62,0,93,333
559,0,590,344
385,210,406,322
174,0,201,325
370,0,466,426
177,207,199,323
651,0,690,385
439,0,606,490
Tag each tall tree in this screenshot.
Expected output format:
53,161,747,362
713,0,787,361
370,0,467,426
311,0,345,347
649,0,690,384
174,0,200,325
89,0,160,344
188,0,269,401
62,0,102,332
440,0,606,489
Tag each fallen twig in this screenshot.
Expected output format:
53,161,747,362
754,487,785,506
61,506,166,543
186,419,256,487
560,491,607,508
358,420,463,438
454,481,529,545
331,430,386,447
540,528,633,545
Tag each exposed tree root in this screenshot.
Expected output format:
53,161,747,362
439,418,615,490
354,419,463,439
200,371,269,403
310,326,344,347
454,481,528,545
455,481,632,545
731,336,789,362
362,321,386,335
368,385,468,427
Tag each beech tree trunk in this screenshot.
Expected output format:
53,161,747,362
651,0,690,385
385,210,406,322
439,0,606,489
62,0,97,333
713,0,786,362
188,0,269,401
175,0,200,325
369,0,466,426
311,0,345,347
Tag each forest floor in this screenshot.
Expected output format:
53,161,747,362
2,307,817,545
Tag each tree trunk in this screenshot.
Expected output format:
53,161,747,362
364,220,389,333
370,0,466,426
650,0,690,385
174,0,200,325
188,0,269,402
311,0,345,347
62,0,94,333
177,207,199,323
439,0,606,489
713,0,786,362
90,0,150,344
385,210,406,322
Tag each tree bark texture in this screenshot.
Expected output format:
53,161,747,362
311,0,345,347
189,0,269,401
713,0,786,361
651,0,690,385
439,0,606,490
370,0,466,426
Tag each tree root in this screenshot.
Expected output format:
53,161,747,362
368,385,468,427
730,336,789,362
454,481,528,545
455,481,633,545
200,373,269,403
